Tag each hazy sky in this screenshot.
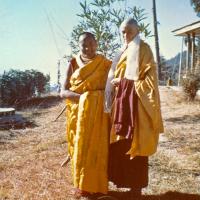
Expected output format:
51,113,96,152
0,0,199,84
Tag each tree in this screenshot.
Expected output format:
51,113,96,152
70,0,151,58
0,69,50,105
190,0,200,16
30,70,50,96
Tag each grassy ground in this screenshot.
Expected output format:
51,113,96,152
0,87,200,200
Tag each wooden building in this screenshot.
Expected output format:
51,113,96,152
172,20,200,85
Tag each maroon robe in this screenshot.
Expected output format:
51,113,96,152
109,78,148,189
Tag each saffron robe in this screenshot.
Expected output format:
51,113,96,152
111,40,164,158
66,54,111,194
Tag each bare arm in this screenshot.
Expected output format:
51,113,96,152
60,62,80,101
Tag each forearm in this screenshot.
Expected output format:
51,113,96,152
60,89,80,100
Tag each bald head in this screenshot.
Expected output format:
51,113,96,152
120,18,139,44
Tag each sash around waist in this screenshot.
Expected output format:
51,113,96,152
66,90,105,105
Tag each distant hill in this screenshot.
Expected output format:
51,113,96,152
161,51,187,85
166,51,186,68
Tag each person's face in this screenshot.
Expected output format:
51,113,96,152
79,36,97,59
120,24,138,44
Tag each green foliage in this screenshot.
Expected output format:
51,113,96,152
0,69,50,105
70,0,151,58
182,72,200,101
190,0,200,16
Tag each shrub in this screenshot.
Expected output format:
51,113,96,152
0,69,50,105
182,72,200,101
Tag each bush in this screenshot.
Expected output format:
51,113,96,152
0,69,50,105
182,72,200,101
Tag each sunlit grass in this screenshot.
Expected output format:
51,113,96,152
0,88,200,199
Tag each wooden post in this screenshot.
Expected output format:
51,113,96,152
178,37,184,86
186,34,191,74
57,60,61,93
191,33,195,73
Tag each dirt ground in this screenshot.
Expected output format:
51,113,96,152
0,87,200,200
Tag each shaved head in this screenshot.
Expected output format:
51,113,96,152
79,32,96,42
120,18,139,31
120,18,139,44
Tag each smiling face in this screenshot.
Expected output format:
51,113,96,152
120,21,139,44
78,34,97,59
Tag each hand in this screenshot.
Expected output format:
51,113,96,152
60,89,80,101
111,78,121,87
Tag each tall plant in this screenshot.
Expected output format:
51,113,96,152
70,0,151,58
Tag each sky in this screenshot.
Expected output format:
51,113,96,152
0,0,199,84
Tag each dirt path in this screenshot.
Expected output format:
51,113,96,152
0,88,200,200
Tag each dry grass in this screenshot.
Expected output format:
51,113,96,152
0,87,200,200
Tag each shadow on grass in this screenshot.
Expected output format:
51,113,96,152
165,114,200,124
16,95,62,110
143,191,200,200
0,114,37,131
98,191,200,200
0,95,63,129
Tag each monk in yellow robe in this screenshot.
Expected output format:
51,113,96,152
105,18,164,198
61,32,111,198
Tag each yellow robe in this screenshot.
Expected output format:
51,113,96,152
66,54,111,194
113,40,164,158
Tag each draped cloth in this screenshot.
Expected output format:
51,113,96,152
66,54,111,194
109,40,164,159
109,139,148,188
113,78,137,139
109,77,148,188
